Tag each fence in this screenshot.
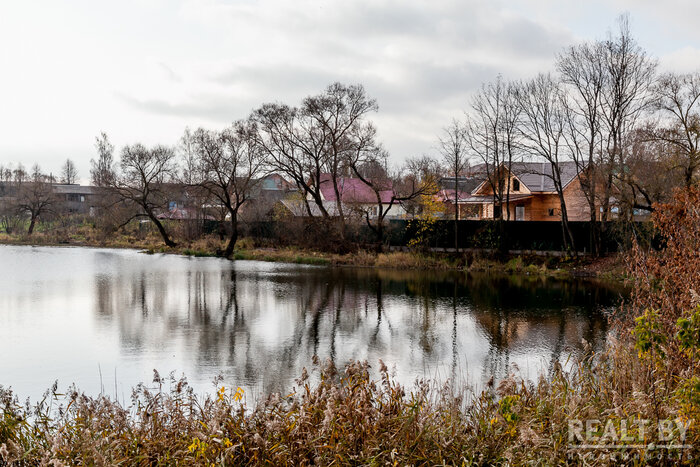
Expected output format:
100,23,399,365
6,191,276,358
238,219,655,253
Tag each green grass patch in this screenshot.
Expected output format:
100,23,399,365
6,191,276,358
181,248,217,257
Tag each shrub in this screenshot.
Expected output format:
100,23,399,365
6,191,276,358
234,237,255,250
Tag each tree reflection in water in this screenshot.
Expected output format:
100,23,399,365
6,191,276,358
92,257,624,398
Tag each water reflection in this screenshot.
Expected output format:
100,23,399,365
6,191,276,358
0,246,624,402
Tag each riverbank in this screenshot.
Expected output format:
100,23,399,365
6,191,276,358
0,229,625,280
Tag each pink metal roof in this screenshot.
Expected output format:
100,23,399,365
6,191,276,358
318,174,394,204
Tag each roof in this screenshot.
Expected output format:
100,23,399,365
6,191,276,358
470,161,580,193
318,174,394,204
52,184,99,195
510,161,579,192
254,173,294,191
438,176,481,193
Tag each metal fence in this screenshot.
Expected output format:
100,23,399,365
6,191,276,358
238,219,655,253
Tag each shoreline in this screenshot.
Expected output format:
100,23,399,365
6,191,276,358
0,234,626,282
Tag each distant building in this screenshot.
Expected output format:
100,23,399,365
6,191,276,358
0,182,102,216
52,184,101,215
239,173,297,221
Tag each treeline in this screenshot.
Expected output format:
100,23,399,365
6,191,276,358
1,84,440,255
444,15,698,254
1,15,698,256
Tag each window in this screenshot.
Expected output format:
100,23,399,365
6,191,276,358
515,205,525,221
512,179,520,191
463,204,480,219
548,208,555,217
493,205,502,219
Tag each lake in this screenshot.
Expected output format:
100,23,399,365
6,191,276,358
0,245,625,403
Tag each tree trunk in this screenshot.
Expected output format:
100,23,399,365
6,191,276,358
559,198,575,252
589,204,601,256
332,176,346,241
148,212,177,247
224,211,239,258
454,177,459,251
375,219,384,253
27,214,37,235
310,191,330,218
583,175,600,256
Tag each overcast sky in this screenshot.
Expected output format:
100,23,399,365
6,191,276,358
1,0,700,183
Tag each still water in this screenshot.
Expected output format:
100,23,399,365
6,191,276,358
0,245,625,403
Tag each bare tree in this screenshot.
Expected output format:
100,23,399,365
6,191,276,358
13,163,27,185
254,103,329,218
346,149,438,250
179,126,199,186
16,164,55,234
302,83,378,238
465,76,520,221
650,72,700,188
517,73,576,250
112,143,178,247
617,127,682,213
61,158,78,184
439,119,469,250
253,83,378,239
91,132,116,187
599,14,657,220
0,163,21,234
0,164,10,184
191,120,265,257
558,40,606,254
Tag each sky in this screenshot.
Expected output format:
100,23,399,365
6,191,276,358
1,0,700,184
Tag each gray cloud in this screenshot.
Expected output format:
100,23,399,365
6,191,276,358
4,0,700,181
117,92,256,123
211,64,340,98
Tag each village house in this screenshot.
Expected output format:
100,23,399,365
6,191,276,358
52,184,101,215
315,173,406,218
0,182,102,216
238,173,297,221
440,161,592,221
280,173,407,219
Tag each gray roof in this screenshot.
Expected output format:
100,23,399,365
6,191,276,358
470,161,580,193
510,161,579,192
438,176,481,193
52,184,99,195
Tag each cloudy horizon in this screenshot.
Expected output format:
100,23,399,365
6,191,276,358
2,0,700,183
